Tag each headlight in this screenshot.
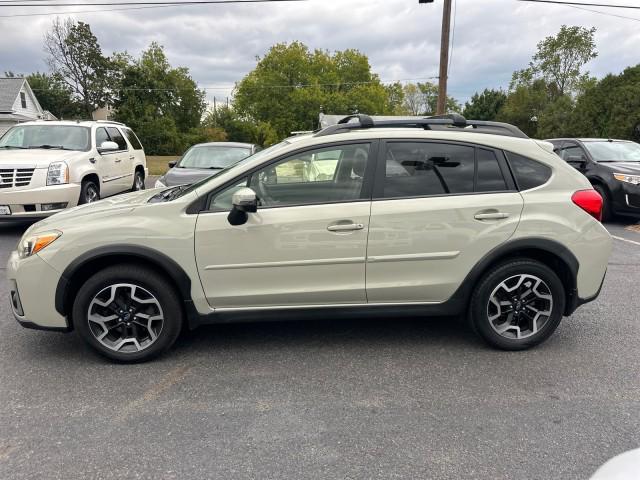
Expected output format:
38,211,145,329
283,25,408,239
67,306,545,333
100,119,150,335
18,230,62,259
47,161,69,185
154,177,166,188
613,173,640,185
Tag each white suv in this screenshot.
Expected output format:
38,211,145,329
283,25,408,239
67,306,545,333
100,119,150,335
7,115,612,362
0,120,147,220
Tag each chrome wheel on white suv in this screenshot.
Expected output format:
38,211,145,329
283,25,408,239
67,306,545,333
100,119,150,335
470,260,565,350
73,265,182,362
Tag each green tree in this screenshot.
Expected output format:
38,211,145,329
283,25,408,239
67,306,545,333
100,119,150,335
26,72,84,119
463,88,507,121
511,25,597,98
44,18,119,117
397,82,459,116
234,42,392,138
203,106,278,147
497,80,550,137
114,42,206,155
570,64,640,140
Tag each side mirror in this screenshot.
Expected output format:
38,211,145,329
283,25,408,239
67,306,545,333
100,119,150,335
97,141,119,153
228,187,258,226
168,160,177,168
566,155,587,168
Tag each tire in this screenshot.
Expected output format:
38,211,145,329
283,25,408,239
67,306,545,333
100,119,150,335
132,170,145,192
72,265,183,362
79,179,100,205
592,184,612,222
469,259,565,351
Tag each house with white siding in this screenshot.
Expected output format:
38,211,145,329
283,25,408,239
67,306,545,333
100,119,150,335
0,77,57,136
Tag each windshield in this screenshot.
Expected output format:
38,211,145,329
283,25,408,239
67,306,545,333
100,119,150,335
0,125,91,151
583,141,640,162
178,145,252,169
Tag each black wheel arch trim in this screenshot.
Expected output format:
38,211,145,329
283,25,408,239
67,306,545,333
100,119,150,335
55,245,193,320
445,237,579,317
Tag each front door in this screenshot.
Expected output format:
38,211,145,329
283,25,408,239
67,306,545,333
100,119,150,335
95,127,122,197
194,142,376,308
366,141,524,303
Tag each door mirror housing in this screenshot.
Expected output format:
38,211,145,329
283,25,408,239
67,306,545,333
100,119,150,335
97,141,119,153
566,155,587,168
228,187,258,226
168,160,177,168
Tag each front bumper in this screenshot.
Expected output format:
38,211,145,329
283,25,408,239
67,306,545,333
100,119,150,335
0,183,81,221
611,182,640,216
7,250,70,330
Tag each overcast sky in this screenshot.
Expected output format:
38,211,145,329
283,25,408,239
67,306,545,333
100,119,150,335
1,0,639,107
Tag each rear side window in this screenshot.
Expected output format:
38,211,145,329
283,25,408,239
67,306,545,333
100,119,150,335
124,128,143,150
106,127,127,151
381,142,508,198
505,152,552,190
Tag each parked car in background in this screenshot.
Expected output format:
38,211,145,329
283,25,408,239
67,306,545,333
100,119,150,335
546,138,640,221
0,120,147,220
154,142,257,188
8,114,611,362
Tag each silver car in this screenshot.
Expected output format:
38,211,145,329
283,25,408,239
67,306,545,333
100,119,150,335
154,142,257,188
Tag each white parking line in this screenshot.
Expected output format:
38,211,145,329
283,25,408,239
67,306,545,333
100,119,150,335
612,235,640,247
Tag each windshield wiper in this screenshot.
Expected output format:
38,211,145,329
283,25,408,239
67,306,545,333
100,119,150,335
28,144,73,150
0,145,28,149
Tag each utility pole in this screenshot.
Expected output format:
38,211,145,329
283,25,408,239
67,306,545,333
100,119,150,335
436,0,452,115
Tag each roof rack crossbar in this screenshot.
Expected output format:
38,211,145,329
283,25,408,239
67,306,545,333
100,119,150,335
314,114,528,139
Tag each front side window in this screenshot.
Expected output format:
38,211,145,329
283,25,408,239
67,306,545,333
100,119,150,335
560,144,584,160
249,144,370,207
383,142,506,198
95,127,110,147
208,143,371,210
106,127,127,151
0,125,90,151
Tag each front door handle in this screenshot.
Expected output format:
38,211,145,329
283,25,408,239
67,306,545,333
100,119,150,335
327,223,365,232
114,159,122,163
129,156,135,160
474,212,510,220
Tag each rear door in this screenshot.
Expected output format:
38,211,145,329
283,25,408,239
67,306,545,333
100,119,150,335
365,140,524,303
123,127,146,173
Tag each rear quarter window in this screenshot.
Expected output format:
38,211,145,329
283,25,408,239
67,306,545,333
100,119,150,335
505,152,552,191
124,128,144,150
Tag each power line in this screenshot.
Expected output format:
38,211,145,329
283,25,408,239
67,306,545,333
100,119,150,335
518,0,640,9
0,3,173,15
566,3,640,21
0,0,306,6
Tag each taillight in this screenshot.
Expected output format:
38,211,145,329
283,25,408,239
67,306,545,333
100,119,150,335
571,189,603,221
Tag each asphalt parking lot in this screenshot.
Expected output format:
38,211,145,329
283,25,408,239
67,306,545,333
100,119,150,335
1,210,639,479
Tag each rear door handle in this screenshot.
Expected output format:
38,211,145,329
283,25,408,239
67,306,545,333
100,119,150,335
474,212,510,220
327,223,365,232
114,159,122,163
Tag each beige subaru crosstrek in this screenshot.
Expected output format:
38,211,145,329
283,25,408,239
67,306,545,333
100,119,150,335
7,115,612,362
0,120,147,220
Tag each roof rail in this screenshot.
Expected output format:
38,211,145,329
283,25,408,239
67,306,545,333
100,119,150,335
314,114,528,139
95,120,125,126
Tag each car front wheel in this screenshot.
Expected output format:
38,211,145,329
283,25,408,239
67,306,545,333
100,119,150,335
72,265,183,362
469,259,565,350
79,180,100,204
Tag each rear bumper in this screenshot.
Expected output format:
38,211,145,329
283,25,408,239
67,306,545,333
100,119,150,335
565,268,607,316
0,183,80,220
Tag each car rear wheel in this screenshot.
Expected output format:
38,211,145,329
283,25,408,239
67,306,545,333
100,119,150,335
72,265,183,362
79,180,100,204
469,259,565,350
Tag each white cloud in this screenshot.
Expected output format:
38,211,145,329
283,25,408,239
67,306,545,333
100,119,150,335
1,0,638,106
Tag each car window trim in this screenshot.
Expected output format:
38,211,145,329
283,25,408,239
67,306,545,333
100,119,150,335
372,139,517,200
103,126,129,153
193,139,379,214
